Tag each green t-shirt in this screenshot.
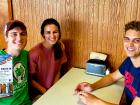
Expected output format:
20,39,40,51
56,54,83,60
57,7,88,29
0,50,31,105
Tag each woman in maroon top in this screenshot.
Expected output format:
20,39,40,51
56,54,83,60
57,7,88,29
29,18,67,100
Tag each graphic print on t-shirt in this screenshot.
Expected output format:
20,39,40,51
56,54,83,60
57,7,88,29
13,62,25,83
125,71,137,97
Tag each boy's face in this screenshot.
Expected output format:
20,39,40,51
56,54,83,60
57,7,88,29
5,27,27,51
43,24,60,47
123,29,140,58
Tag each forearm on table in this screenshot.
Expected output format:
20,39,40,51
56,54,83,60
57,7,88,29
31,79,46,94
96,96,118,105
91,74,117,91
101,100,118,105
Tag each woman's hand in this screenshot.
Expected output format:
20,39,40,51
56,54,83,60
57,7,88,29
75,82,93,93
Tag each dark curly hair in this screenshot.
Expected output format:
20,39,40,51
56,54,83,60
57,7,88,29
125,20,140,32
40,18,62,60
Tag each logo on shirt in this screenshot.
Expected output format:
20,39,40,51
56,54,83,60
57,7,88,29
125,71,137,98
13,62,25,83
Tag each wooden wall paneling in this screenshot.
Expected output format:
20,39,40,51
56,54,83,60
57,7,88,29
11,0,140,71
63,0,75,68
137,0,140,19
0,0,12,49
72,0,79,67
92,0,99,51
8,0,13,20
101,0,109,53
82,0,90,67
97,0,104,52
87,0,94,56
79,0,88,66
130,0,138,19
115,0,126,69
109,0,121,70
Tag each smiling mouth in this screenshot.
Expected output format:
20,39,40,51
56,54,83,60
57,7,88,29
49,39,57,42
127,47,135,52
15,43,22,45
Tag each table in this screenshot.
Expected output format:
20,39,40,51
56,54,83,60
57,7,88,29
33,67,124,105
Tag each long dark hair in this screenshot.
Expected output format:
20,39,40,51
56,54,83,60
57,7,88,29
41,18,63,60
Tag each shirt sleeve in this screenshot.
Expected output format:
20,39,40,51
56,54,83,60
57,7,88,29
28,50,38,74
119,57,130,76
137,90,140,98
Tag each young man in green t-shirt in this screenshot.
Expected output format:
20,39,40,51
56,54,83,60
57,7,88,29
0,20,31,105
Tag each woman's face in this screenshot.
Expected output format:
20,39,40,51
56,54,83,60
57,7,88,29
123,29,140,58
43,24,60,47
